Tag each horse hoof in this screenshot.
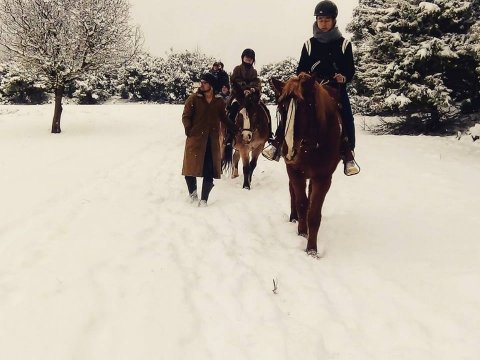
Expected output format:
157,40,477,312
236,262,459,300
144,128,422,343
289,216,298,223
243,186,250,190
298,232,307,238
305,249,320,259
305,248,325,259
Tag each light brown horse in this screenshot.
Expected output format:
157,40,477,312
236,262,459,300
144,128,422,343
221,95,271,189
271,73,342,257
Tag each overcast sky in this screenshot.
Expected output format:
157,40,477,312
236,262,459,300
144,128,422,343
129,0,359,71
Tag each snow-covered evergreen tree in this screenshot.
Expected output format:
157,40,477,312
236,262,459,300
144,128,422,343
0,0,142,132
347,0,480,132
259,57,298,103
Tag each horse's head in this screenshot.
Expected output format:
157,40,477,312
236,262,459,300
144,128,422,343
273,73,322,136
236,107,255,144
272,72,316,106
235,92,266,145
271,73,341,159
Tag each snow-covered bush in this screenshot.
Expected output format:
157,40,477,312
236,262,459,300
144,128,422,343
0,63,49,104
72,74,115,105
116,50,214,103
468,123,480,141
259,58,298,103
160,49,215,103
117,53,167,102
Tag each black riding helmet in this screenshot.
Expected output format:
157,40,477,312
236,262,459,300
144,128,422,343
314,0,338,18
241,48,256,62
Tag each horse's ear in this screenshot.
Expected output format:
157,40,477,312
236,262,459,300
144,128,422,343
270,78,284,98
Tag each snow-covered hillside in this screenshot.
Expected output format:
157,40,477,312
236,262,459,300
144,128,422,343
1,104,479,360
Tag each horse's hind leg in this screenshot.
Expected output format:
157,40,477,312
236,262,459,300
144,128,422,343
289,181,298,222
232,149,240,179
287,167,308,236
306,177,332,256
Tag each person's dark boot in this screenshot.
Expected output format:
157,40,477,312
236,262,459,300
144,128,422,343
185,176,198,202
199,181,214,206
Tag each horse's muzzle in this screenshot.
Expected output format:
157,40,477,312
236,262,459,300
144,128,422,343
241,130,253,144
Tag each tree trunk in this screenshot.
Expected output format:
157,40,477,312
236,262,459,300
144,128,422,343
51,85,64,133
426,110,441,133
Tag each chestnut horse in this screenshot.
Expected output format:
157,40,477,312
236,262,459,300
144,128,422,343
271,73,342,257
221,95,270,189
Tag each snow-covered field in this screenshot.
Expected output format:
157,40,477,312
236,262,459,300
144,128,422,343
1,104,479,360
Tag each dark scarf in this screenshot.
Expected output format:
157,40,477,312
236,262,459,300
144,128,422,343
312,23,342,43
242,61,253,70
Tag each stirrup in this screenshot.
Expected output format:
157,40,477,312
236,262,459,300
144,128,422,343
344,159,360,176
262,144,280,161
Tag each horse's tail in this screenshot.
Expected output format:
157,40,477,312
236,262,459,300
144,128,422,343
222,141,233,173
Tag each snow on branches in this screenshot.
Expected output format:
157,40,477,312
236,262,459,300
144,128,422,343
347,0,480,132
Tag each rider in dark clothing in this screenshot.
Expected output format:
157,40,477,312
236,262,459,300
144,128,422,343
216,62,230,94
225,48,272,144
211,62,230,95
263,0,360,176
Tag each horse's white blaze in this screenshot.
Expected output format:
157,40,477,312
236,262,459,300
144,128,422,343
240,108,253,143
240,108,250,129
285,98,296,160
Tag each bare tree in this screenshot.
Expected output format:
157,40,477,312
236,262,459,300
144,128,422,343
0,0,142,133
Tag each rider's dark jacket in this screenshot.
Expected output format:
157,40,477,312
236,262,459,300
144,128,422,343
296,34,357,149
230,64,261,102
296,36,355,82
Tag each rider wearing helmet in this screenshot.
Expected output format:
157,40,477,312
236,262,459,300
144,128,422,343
231,49,261,92
224,49,267,144
263,0,360,176
227,49,261,120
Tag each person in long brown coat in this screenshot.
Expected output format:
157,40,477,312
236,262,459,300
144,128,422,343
182,72,237,206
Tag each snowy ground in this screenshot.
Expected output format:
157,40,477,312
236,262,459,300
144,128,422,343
1,104,479,360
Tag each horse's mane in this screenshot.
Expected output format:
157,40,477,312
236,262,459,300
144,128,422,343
279,73,338,134
278,73,310,103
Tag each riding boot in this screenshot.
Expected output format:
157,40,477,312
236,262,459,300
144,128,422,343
227,101,240,123
225,102,240,146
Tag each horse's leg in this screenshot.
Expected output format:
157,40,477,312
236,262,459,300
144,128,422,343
306,176,332,256
247,145,263,187
289,180,298,222
286,166,308,236
232,149,240,179
240,149,251,189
